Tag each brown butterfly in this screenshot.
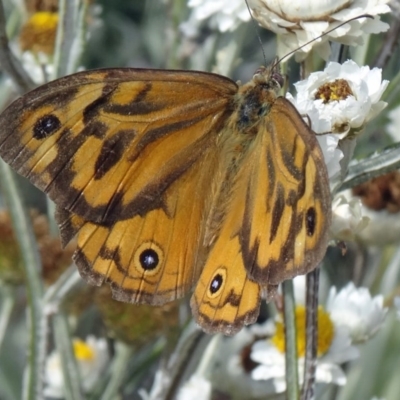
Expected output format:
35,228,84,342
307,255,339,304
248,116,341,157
0,66,331,335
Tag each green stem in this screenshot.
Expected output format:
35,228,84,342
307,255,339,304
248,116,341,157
0,161,44,400
99,342,134,400
0,285,15,351
301,268,319,400
283,279,300,400
52,312,84,400
0,0,35,93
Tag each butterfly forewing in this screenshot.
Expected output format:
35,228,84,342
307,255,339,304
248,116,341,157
240,97,331,285
0,69,236,224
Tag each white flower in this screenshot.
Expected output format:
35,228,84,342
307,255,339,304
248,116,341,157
138,369,170,400
3,46,54,88
327,282,387,343
316,134,343,181
177,375,211,400
44,336,109,398
288,60,388,138
181,0,250,36
330,191,370,241
251,329,353,387
210,323,278,398
250,305,358,391
248,0,390,60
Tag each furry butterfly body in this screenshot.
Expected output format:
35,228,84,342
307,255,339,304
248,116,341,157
0,66,331,335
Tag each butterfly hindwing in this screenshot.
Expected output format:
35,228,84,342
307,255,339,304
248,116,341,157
56,148,219,305
191,230,261,336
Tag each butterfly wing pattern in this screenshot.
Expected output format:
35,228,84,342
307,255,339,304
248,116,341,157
0,66,331,335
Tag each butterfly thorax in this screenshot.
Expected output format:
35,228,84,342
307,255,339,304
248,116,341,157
234,66,282,133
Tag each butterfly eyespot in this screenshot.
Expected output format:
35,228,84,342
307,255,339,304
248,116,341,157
134,241,164,275
306,207,317,236
208,268,227,298
33,114,61,139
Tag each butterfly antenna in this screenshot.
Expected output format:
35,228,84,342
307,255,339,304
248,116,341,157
245,0,268,65
272,14,374,68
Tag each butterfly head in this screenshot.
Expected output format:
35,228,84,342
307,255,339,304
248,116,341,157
253,65,284,94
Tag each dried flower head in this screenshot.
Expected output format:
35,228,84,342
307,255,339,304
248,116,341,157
94,286,180,345
26,0,59,13
353,171,400,213
0,209,74,286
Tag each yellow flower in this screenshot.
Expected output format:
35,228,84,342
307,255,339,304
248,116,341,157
271,305,334,357
19,11,59,55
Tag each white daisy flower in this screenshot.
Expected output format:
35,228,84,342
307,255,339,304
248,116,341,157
250,304,358,391
3,45,54,88
210,323,278,398
330,191,370,241
181,0,250,37
247,0,390,60
177,375,211,400
327,282,387,343
315,134,343,181
138,369,171,400
44,336,109,398
287,60,388,139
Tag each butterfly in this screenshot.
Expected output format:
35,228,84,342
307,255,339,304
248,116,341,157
0,65,331,335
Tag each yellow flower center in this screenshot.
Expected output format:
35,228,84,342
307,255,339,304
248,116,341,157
73,339,94,361
314,79,353,103
271,305,334,357
19,12,59,54
28,12,59,31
